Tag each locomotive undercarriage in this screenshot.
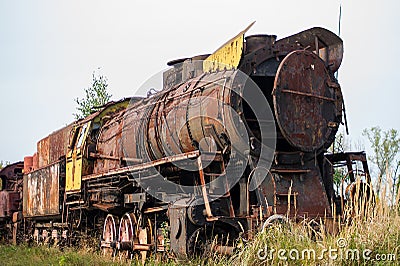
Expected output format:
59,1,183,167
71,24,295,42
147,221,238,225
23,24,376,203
2,148,372,262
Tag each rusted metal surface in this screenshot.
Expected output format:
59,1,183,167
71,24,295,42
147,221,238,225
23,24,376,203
23,156,33,174
122,70,249,164
275,27,344,73
37,124,73,168
0,191,20,218
84,150,200,181
0,191,10,218
37,136,50,168
259,160,332,219
245,34,276,54
268,165,331,218
32,152,38,170
214,244,235,255
168,199,189,257
239,27,343,77
96,117,124,171
23,161,61,217
0,162,24,191
197,156,213,218
273,50,342,152
0,163,23,219
49,124,73,163
82,99,133,175
325,151,371,183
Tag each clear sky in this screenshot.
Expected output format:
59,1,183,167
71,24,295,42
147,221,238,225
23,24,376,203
1,0,399,163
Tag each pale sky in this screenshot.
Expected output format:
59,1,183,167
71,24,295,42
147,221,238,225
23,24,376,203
1,0,399,163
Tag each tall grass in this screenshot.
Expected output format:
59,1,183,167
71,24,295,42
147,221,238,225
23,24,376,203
207,178,400,265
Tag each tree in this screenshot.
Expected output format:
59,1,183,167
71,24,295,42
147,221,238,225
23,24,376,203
0,160,10,170
74,71,112,120
0,160,9,170
363,127,400,203
328,132,364,193
329,132,349,190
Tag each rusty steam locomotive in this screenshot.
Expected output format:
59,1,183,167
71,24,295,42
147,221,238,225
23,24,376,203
0,24,371,259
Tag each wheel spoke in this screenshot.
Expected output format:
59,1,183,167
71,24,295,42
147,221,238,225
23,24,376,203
118,213,137,259
102,214,119,257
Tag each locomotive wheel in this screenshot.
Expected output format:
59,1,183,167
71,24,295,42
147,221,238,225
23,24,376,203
0,219,12,244
137,216,152,265
262,214,288,232
188,227,208,257
138,227,148,265
346,181,375,218
71,208,83,229
101,214,119,257
118,212,138,260
118,213,151,264
187,226,233,258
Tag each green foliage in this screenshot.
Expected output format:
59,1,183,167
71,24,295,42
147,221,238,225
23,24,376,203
160,221,170,252
0,245,125,266
329,133,350,190
363,127,400,201
74,71,112,120
329,132,348,154
0,160,10,170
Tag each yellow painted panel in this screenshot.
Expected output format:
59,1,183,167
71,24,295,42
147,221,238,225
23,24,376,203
66,155,73,191
66,122,91,192
73,154,82,191
203,22,255,72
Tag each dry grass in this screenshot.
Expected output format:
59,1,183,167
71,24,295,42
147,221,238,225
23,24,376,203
206,179,400,266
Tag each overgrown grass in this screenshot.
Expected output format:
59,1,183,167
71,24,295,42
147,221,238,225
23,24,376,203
0,244,202,266
222,211,399,265
1,181,399,265
0,245,125,266
207,180,400,265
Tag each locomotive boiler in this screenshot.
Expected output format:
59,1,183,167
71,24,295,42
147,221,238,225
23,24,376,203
0,23,372,260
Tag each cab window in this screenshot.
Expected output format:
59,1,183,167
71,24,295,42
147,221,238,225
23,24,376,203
76,123,88,149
